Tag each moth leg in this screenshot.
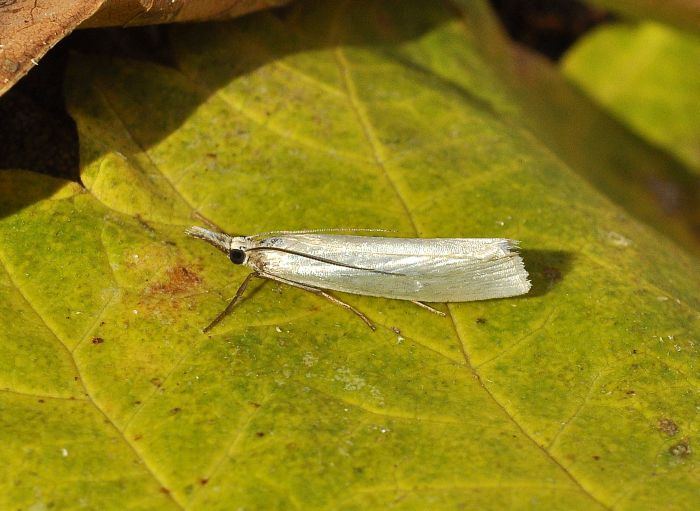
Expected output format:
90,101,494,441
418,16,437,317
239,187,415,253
411,300,447,317
260,272,376,331
203,272,261,333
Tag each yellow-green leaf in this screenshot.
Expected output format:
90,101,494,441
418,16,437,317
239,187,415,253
563,21,700,173
1,1,698,510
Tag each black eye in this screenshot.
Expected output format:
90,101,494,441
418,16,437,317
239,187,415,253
229,249,246,264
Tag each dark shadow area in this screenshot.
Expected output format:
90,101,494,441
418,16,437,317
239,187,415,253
490,0,614,60
0,35,79,202
0,87,78,182
519,249,575,298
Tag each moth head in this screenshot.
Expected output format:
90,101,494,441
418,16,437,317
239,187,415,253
186,226,252,265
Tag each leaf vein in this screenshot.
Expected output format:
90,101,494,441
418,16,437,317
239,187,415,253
0,250,185,510
446,306,610,509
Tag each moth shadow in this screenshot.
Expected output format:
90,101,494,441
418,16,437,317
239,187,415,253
519,249,575,298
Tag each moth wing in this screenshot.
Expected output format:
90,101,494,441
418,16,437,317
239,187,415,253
251,234,530,302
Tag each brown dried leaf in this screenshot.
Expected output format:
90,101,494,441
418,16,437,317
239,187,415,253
80,0,291,28
0,0,104,97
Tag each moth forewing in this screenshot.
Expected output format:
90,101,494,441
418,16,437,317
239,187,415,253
187,227,531,331
248,234,531,302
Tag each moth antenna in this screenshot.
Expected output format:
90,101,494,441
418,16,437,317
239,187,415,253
251,227,397,238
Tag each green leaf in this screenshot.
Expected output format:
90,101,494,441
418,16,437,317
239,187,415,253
563,20,700,174
1,1,698,510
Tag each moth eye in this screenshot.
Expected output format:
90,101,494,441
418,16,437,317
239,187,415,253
229,249,246,264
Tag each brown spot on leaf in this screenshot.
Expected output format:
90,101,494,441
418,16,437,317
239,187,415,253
148,265,202,295
133,434,143,441
91,336,104,345
659,418,679,437
669,439,691,457
159,487,171,495
256,431,265,437
37,399,44,403
150,377,163,387
199,478,209,486
592,455,600,461
476,317,487,325
169,407,182,415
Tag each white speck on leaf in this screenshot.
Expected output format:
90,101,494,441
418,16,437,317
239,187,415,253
335,367,365,391
303,352,317,367
605,231,632,248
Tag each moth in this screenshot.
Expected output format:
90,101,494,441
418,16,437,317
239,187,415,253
186,226,531,332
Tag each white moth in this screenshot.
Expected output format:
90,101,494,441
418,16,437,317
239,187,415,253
186,226,531,332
